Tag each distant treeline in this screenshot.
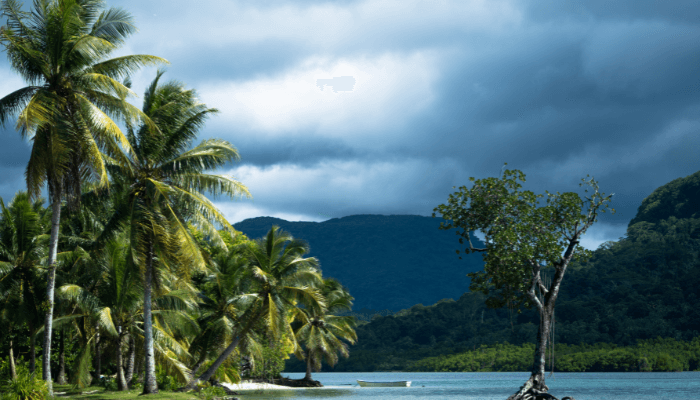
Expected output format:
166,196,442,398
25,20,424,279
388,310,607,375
287,182,700,373
280,171,700,374
409,337,700,372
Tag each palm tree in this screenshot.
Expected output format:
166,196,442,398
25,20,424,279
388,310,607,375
0,0,166,390
187,247,249,380
0,192,49,374
185,226,325,389
295,278,357,382
57,236,198,389
100,71,250,394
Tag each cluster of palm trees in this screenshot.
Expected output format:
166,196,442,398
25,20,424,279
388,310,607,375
0,0,356,395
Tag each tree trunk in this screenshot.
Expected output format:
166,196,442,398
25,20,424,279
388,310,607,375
125,334,135,386
188,336,242,388
142,239,158,394
30,332,36,374
178,303,264,391
9,338,17,380
507,311,552,400
304,351,313,381
42,189,61,395
509,293,561,399
57,329,67,385
189,351,207,380
116,334,127,391
95,326,101,378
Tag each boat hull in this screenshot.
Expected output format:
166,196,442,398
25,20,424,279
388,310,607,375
357,380,411,387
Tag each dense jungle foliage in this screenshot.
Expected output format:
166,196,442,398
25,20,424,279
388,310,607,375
409,338,700,372
286,171,700,372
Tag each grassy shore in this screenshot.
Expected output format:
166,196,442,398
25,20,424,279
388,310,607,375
50,384,201,399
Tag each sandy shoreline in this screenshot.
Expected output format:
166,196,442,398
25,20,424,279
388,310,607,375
221,381,352,391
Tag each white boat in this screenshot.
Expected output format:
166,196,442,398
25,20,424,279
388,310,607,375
357,380,411,387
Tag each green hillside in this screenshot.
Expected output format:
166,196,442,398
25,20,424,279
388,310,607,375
629,170,700,226
234,214,484,311
285,170,700,372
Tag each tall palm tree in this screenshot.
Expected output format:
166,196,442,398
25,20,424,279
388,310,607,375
185,226,325,389
294,278,357,381
0,0,166,390
0,192,49,374
57,236,198,389
101,71,250,394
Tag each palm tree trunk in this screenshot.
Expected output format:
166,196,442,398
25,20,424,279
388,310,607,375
304,351,313,381
42,188,61,395
57,329,67,384
188,336,242,388
189,351,208,380
180,307,264,391
126,334,135,385
30,331,36,374
9,338,17,380
95,326,101,378
142,239,158,394
116,334,127,391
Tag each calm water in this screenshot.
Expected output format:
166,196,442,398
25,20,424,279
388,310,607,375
237,371,700,400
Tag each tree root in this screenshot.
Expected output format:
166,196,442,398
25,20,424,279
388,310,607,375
507,378,576,400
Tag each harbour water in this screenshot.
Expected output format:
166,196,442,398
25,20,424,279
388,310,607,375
237,371,700,400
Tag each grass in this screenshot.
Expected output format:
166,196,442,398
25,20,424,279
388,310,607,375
51,385,200,399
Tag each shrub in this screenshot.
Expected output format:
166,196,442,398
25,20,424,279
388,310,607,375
197,385,227,400
3,369,49,400
155,365,178,391
99,376,118,391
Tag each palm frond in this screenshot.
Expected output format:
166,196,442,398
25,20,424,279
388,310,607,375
0,86,38,127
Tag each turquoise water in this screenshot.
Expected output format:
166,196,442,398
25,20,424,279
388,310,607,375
237,371,700,399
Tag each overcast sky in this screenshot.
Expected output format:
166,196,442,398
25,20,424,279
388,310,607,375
2,0,699,250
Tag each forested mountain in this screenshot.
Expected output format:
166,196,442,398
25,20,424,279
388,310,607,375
234,215,484,311
286,170,700,372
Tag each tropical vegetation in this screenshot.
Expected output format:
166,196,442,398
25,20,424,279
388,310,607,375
314,170,700,374
0,0,166,394
0,2,358,397
432,167,614,400
409,337,700,373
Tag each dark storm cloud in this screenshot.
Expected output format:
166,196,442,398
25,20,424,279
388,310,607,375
525,0,700,24
2,0,700,249
0,124,32,201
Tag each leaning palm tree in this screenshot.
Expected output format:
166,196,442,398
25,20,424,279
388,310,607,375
187,247,250,380
183,226,326,389
294,278,357,382
100,71,250,393
0,0,166,390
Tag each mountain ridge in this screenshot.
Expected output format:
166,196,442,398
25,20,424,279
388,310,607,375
234,214,484,311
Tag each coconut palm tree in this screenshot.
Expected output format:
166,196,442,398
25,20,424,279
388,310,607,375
57,236,198,389
187,248,248,380
294,278,357,381
99,71,250,393
185,226,325,389
0,192,49,374
0,0,166,390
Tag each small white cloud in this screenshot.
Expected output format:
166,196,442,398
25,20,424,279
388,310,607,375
578,222,628,251
214,202,325,225
316,76,356,92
